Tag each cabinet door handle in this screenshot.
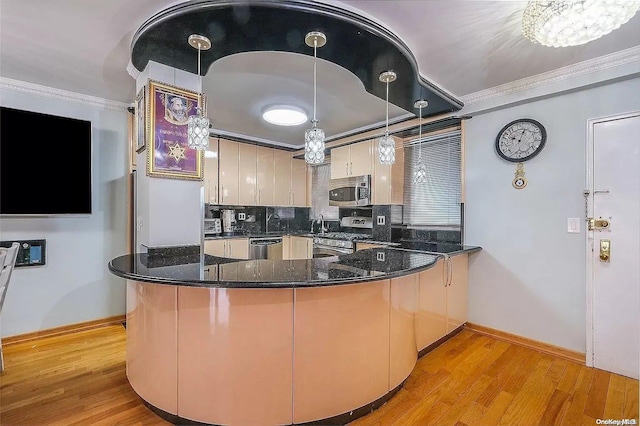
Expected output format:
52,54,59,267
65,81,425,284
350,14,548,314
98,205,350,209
214,185,218,204
291,190,294,206
258,189,261,204
346,163,349,176
221,185,224,204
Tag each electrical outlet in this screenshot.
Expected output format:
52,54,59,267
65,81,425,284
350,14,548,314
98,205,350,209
377,215,385,226
238,212,246,221
376,252,385,262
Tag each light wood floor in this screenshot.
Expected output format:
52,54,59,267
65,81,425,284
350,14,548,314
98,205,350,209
0,325,637,426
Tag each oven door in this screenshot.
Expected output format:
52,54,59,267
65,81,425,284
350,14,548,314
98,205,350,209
312,245,353,258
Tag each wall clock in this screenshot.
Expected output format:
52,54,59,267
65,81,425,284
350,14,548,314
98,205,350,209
495,118,547,163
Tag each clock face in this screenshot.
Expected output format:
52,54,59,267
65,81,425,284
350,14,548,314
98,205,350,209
495,119,546,163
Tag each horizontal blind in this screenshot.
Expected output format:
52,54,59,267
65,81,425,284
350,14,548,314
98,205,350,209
403,130,461,227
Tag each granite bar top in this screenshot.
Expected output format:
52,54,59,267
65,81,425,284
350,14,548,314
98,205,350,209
108,248,440,288
396,241,482,255
204,231,314,240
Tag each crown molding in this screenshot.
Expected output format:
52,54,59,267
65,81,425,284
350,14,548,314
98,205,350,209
0,77,130,112
461,46,640,107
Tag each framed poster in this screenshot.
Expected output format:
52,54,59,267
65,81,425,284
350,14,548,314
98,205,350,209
146,80,204,180
135,86,147,153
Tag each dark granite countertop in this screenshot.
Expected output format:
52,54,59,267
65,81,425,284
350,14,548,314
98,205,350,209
396,241,482,255
108,248,440,288
204,231,314,240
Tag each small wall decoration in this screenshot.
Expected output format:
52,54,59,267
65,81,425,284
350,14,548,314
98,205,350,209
135,86,147,153
147,80,204,180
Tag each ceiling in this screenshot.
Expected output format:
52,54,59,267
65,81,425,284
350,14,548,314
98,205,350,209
1,0,639,149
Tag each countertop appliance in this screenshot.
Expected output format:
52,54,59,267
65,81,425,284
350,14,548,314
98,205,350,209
249,237,283,260
204,218,222,235
329,175,370,207
221,209,235,234
312,216,373,257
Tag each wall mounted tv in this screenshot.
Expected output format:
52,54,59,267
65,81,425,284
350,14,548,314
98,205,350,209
1,107,92,215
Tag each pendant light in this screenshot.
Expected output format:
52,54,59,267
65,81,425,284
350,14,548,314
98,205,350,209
377,70,397,164
413,100,428,184
187,34,211,151
304,31,327,165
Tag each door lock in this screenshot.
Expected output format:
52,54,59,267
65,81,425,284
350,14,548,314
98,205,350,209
599,239,610,262
588,217,610,230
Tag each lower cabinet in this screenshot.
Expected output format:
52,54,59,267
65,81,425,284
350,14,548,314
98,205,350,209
204,238,249,259
288,236,313,260
416,253,469,352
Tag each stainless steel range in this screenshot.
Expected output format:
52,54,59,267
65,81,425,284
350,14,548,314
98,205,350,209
312,217,373,257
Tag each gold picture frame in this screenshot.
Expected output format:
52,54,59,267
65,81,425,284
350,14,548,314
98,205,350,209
146,80,204,181
135,85,147,153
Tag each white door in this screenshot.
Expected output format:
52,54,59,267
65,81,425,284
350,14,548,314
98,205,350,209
588,112,640,379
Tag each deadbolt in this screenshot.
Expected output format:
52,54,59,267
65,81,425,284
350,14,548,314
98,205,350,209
599,239,610,262
588,217,610,231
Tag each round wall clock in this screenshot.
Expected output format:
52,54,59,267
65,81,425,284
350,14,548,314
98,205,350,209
495,118,547,163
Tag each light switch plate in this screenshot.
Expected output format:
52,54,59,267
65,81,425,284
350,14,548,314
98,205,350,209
238,212,246,221
377,215,385,226
567,218,580,233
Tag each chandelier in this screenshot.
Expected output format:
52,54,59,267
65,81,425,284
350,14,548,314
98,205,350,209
413,100,428,184
304,31,327,165
522,1,640,47
377,70,397,165
187,34,211,150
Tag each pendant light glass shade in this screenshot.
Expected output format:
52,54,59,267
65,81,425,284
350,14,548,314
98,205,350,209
187,34,211,151
377,71,397,165
304,32,327,165
522,1,640,47
413,100,428,184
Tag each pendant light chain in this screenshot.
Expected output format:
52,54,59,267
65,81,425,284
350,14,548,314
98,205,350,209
187,34,211,151
313,39,317,123
385,78,389,136
418,104,422,160
197,43,202,111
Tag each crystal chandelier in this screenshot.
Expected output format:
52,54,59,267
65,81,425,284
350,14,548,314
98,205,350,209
522,1,640,47
187,34,211,150
413,100,428,184
378,71,397,165
304,31,327,165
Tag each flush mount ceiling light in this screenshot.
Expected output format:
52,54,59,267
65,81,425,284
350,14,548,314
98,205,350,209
413,100,428,184
187,34,211,150
377,70,397,165
522,0,640,47
304,31,327,165
262,105,307,126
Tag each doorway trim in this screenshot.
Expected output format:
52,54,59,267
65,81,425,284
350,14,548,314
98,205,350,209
585,110,640,368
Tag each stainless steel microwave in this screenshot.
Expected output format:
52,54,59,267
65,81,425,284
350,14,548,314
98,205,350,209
329,175,371,207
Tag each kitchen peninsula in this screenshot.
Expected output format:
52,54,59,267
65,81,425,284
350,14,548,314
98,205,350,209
109,246,480,425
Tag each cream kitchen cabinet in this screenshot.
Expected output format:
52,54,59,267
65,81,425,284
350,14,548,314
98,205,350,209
218,138,239,205
204,238,249,259
372,139,403,205
273,150,308,207
289,236,313,259
291,159,308,207
330,140,372,179
415,253,469,352
203,138,219,204
256,146,275,205
238,143,257,205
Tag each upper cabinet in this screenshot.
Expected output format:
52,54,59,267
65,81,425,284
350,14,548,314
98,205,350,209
372,137,404,205
218,138,239,205
203,138,219,205
330,140,373,179
256,146,275,206
331,138,403,204
207,139,307,207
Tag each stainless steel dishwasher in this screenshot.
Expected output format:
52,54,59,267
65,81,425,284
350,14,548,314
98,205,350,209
249,237,283,260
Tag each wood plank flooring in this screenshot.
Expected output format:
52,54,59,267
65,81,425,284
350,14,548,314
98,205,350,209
0,325,637,425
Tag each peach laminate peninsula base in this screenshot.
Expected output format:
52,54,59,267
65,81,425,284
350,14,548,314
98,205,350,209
125,257,467,425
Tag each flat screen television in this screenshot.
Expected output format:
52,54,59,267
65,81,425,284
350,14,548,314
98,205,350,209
1,106,92,215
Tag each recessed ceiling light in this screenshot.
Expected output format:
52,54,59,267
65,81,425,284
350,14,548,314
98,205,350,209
262,105,307,126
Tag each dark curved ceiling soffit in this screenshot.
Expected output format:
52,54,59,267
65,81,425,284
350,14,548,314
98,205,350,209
131,0,463,118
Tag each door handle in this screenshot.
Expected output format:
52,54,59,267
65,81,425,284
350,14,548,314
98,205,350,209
599,239,610,262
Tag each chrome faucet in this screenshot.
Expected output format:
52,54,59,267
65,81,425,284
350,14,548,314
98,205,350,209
318,214,325,235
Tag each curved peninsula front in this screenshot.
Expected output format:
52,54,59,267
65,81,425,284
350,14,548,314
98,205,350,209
109,247,475,426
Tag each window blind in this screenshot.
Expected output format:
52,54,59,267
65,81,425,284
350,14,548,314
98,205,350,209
402,130,461,227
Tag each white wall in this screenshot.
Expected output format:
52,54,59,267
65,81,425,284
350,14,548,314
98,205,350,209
0,85,129,337
464,77,640,352
135,61,203,249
